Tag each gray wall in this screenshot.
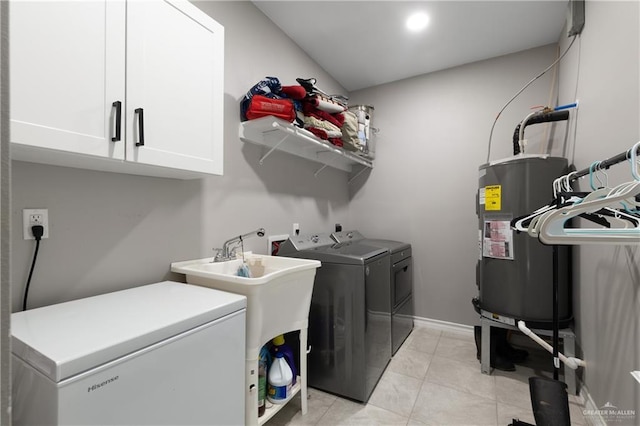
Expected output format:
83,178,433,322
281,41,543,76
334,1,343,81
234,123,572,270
558,0,639,418
10,1,350,311
1,0,10,423
347,44,563,326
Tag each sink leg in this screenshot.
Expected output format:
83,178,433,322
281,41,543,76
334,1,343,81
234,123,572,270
300,327,308,415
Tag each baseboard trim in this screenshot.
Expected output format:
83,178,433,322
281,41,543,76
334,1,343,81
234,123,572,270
413,315,473,335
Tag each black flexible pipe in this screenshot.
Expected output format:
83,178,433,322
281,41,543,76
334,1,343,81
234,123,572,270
524,110,570,127
513,110,571,155
512,124,521,156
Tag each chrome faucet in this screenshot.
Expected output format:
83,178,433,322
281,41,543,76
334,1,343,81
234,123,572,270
213,228,266,262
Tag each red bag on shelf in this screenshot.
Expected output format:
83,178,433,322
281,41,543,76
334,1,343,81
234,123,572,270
245,94,296,122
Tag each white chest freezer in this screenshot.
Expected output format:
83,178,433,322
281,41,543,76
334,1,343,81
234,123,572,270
11,281,247,426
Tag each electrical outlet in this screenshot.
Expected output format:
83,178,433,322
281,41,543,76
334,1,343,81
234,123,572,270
292,223,300,236
23,208,49,240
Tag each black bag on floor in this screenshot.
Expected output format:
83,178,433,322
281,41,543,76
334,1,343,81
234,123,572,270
529,377,571,426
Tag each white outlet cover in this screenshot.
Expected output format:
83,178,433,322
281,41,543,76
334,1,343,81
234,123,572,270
23,208,49,240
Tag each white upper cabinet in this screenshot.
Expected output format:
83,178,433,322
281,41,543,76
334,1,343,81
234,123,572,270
126,0,224,175
10,0,126,160
10,0,224,178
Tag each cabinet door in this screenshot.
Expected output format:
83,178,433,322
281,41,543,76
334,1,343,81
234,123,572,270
126,0,224,175
10,0,126,160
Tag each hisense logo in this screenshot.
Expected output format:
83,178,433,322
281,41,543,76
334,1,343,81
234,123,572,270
87,375,119,393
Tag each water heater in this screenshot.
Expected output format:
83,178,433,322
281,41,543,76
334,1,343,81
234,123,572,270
476,155,572,328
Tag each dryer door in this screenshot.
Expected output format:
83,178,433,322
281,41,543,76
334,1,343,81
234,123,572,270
392,257,412,309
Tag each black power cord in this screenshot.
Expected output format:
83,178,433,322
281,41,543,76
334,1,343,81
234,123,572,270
23,225,44,311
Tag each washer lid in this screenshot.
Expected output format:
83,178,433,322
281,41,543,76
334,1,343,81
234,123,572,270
11,281,246,382
306,242,388,265
362,238,411,254
332,231,411,254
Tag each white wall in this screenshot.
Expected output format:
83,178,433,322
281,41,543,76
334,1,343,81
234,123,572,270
347,44,562,326
558,0,639,418
10,1,351,310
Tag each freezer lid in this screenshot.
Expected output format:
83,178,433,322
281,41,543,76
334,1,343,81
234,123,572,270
10,281,246,382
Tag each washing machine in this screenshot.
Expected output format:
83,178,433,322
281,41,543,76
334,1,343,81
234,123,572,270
332,230,413,355
278,233,391,402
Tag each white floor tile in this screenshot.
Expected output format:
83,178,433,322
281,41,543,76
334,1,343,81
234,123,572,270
411,382,498,426
433,335,479,367
315,397,409,426
425,355,497,401
368,370,422,417
405,328,441,354
388,347,433,380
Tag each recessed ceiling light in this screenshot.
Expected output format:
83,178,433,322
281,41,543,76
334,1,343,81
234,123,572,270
406,12,429,32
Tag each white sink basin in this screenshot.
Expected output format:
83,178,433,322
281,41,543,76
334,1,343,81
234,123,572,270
171,254,319,285
171,254,321,355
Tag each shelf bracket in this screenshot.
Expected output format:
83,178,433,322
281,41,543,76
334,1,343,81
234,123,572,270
314,164,329,177
348,165,369,184
259,134,288,165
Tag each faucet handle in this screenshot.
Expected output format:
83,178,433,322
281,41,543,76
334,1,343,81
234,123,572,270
212,248,223,262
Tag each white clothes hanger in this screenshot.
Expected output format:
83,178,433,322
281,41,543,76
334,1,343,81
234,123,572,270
630,140,640,181
522,171,582,236
512,203,557,233
538,180,640,244
524,142,640,243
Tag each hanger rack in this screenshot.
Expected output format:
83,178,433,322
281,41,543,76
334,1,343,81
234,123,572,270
569,144,640,182
542,142,640,382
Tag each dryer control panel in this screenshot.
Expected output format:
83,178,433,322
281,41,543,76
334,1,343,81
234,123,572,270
332,230,366,243
278,232,334,252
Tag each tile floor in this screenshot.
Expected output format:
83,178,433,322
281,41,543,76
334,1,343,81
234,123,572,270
267,324,587,426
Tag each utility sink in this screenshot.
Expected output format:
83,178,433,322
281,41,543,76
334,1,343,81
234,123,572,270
172,254,321,425
170,254,321,355
171,254,319,285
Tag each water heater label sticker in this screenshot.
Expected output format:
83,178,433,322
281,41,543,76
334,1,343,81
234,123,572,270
484,185,501,210
483,220,514,260
479,188,486,205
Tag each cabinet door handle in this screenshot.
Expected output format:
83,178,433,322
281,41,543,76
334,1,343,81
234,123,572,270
135,108,144,146
111,101,122,142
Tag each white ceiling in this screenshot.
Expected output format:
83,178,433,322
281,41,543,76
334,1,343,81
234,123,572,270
252,1,570,91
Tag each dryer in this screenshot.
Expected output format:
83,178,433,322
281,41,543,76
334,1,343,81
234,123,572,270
332,230,413,355
278,233,391,402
